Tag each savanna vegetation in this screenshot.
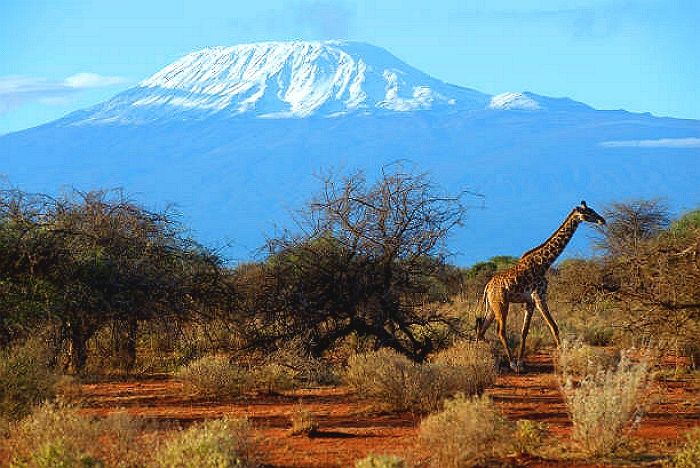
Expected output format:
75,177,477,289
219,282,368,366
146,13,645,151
0,167,698,467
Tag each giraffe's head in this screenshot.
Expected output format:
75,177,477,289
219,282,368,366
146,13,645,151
573,200,606,225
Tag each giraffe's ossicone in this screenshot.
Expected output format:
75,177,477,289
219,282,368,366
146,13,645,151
476,201,606,372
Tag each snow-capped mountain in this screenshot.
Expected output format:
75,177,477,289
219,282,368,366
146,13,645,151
66,41,489,124
2,41,699,264
487,91,592,112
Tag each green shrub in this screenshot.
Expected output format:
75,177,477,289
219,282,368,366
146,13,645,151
669,208,700,238
153,417,258,468
666,427,700,468
0,339,58,421
345,344,497,413
176,355,250,398
561,352,651,457
354,453,405,468
418,394,514,467
14,441,100,468
515,419,549,455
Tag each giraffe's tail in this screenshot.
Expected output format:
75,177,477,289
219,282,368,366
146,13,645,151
475,288,492,341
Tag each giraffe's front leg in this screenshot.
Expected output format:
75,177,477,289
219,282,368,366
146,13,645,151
533,292,561,347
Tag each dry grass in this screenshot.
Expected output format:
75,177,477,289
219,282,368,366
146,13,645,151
176,355,251,398
418,394,514,467
344,343,497,413
5,402,146,467
252,363,296,395
556,340,618,377
152,417,259,468
561,351,652,457
0,338,58,421
288,405,319,436
430,341,498,396
666,427,700,468
354,453,406,468
344,348,427,412
264,338,339,386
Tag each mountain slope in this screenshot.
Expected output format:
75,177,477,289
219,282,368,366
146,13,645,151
63,40,489,125
1,41,699,264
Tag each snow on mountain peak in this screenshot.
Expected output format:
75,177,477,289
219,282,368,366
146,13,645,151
488,92,542,111
73,40,488,123
488,91,595,113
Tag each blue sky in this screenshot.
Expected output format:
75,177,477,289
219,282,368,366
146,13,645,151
1,0,698,134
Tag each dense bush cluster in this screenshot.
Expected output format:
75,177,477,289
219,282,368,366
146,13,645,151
344,342,496,412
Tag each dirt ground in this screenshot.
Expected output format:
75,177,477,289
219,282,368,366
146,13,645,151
72,352,699,467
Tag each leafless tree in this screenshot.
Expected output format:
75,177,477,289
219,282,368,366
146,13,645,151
240,165,474,360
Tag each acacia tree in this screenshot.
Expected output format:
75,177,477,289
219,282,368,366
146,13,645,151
603,205,699,347
595,199,670,256
241,165,472,360
0,188,226,372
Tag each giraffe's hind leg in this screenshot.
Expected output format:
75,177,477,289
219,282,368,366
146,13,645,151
516,301,535,372
492,300,516,371
476,309,494,341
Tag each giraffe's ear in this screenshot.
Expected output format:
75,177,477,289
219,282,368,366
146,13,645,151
580,200,587,209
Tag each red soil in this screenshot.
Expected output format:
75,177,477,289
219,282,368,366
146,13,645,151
73,353,698,467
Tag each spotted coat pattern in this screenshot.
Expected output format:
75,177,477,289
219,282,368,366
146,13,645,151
476,202,605,371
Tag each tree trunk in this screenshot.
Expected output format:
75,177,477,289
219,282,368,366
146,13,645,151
125,317,138,372
67,321,88,374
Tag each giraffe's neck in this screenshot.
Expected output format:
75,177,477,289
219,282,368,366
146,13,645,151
520,210,581,270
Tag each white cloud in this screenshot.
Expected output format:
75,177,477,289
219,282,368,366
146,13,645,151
600,137,700,148
0,73,127,114
64,72,126,89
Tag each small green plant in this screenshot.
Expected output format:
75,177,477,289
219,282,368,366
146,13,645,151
0,338,58,421
288,405,319,436
153,417,258,467
355,453,405,468
17,440,100,468
515,419,549,455
418,394,514,467
666,427,700,468
561,352,651,457
176,355,250,398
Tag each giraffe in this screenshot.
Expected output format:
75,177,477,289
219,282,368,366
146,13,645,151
476,201,606,372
